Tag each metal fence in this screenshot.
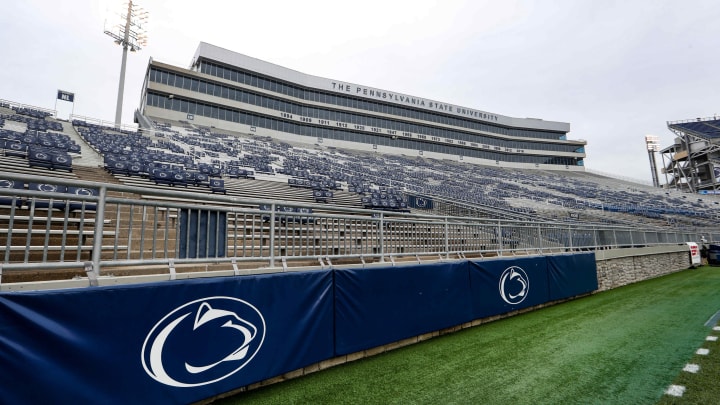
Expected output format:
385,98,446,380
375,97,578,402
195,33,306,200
0,171,716,284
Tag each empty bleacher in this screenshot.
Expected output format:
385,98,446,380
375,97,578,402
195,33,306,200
668,118,720,140
1,104,718,285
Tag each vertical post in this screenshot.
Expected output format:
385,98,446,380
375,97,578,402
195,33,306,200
613,229,618,248
91,185,107,277
378,213,385,263
537,224,543,253
444,217,449,259
269,203,276,268
497,221,503,255
593,226,598,250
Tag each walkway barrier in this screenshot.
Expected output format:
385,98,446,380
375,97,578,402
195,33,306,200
0,171,716,287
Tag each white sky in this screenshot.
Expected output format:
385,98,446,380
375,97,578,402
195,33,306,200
1,0,718,182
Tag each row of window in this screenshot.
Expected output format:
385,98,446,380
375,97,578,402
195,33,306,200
196,61,567,141
150,68,582,154
146,92,580,166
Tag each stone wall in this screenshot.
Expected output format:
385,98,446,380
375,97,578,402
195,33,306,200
594,245,691,291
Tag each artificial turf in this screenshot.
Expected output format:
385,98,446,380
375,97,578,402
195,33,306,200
215,266,720,405
658,321,720,404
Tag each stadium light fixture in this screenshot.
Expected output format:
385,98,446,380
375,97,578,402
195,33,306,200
104,1,148,128
645,135,661,187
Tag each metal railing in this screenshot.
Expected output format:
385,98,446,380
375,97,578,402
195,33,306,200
0,171,716,284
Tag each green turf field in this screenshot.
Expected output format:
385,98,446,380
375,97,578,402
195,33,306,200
215,266,720,405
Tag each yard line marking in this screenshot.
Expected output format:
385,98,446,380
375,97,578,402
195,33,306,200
665,385,686,397
706,336,718,342
683,364,700,373
704,310,720,327
696,348,710,355
713,326,720,331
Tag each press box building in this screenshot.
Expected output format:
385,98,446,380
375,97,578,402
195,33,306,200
139,42,587,171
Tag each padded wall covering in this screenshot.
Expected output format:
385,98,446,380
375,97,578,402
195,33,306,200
334,261,472,355
0,271,334,404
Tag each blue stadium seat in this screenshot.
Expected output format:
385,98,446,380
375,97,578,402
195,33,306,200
66,187,98,212
51,153,72,172
210,179,226,194
0,179,25,207
28,182,68,210
6,142,28,158
193,172,209,186
295,207,315,224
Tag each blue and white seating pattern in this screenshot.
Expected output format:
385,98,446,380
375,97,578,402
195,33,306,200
65,115,720,227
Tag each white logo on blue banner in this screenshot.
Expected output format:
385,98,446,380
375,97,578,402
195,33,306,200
141,297,266,387
498,266,529,305
416,197,427,208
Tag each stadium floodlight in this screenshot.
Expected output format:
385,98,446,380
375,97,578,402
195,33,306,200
104,1,148,128
645,135,661,187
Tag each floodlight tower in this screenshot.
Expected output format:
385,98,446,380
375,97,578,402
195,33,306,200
104,1,148,128
645,135,661,187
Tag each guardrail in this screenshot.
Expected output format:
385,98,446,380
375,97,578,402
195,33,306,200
0,171,716,285
0,98,57,117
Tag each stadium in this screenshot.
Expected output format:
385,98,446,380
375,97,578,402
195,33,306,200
1,31,720,405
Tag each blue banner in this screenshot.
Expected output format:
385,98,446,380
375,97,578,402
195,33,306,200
0,254,598,402
469,256,550,319
178,209,227,258
0,271,334,404
334,261,472,355
407,195,434,209
546,253,598,301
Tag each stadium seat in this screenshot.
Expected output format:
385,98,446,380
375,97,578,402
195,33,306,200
28,182,68,210
51,153,72,172
193,172,210,186
210,179,226,194
28,148,54,170
295,207,315,224
6,142,28,158
0,179,25,207
66,187,98,212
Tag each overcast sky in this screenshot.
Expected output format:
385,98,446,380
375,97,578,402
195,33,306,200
1,0,718,183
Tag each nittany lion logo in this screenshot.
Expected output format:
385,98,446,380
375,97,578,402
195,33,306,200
141,297,266,387
38,183,57,192
498,266,529,305
0,179,15,188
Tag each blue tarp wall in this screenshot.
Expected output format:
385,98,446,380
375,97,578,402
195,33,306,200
0,253,596,404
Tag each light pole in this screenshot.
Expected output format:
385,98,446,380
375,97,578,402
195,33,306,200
645,135,660,187
104,1,148,128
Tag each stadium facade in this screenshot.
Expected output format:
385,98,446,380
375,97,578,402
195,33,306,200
139,42,586,170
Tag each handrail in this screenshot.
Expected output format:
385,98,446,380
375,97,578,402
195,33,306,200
0,99,56,117
0,171,715,284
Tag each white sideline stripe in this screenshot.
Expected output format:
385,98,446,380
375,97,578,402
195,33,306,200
714,326,720,331
683,363,700,373
697,348,710,355
705,310,720,327
707,336,718,341
665,385,686,397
